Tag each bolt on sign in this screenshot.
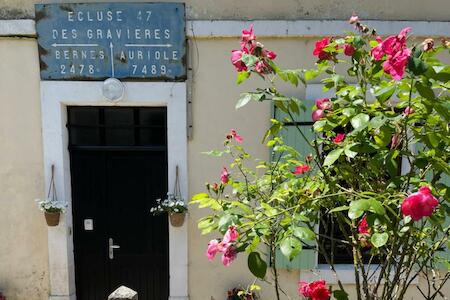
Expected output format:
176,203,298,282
35,3,186,81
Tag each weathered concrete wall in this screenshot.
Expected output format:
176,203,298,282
2,0,450,21
0,37,49,299
0,13,449,300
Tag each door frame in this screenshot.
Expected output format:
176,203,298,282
40,81,188,300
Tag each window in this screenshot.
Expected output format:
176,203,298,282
67,107,167,149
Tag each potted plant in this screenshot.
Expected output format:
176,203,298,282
36,197,67,226
227,287,259,300
36,165,67,227
151,193,187,227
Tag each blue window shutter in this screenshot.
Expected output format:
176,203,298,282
273,248,316,270
272,104,317,270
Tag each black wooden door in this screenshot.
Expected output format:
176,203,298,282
68,107,169,300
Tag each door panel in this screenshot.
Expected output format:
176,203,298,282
71,151,109,300
69,106,169,300
107,152,169,299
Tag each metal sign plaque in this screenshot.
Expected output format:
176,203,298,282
35,3,186,81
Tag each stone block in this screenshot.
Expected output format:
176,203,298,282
108,286,138,300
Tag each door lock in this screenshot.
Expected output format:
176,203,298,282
108,238,121,259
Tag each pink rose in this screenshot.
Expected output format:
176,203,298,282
231,50,248,72
401,186,439,221
263,49,277,60
371,36,384,60
298,281,311,297
241,25,256,50
333,133,346,144
344,44,356,56
254,60,266,74
230,129,243,143
312,109,325,122
206,239,220,261
390,134,400,149
293,164,311,175
422,38,434,52
382,48,411,80
315,98,332,110
223,226,239,244
220,167,230,184
349,14,359,25
221,245,237,267
404,107,415,115
371,28,412,80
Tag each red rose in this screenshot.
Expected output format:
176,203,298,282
358,216,370,234
298,280,331,300
309,280,331,300
333,133,346,144
344,44,356,56
313,37,335,61
401,186,439,221
293,164,311,175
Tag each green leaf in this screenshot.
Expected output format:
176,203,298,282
191,193,209,201
293,227,316,241
344,143,358,159
370,116,386,129
329,206,349,213
202,150,224,157
374,84,396,102
415,82,435,100
304,69,321,81
236,93,264,109
367,199,386,215
333,290,349,300
241,54,259,67
408,56,428,76
218,214,237,231
261,202,278,217
427,132,440,148
248,252,267,279
280,236,302,261
351,113,370,131
278,70,303,86
353,36,365,48
371,232,389,248
230,201,253,214
236,93,252,109
236,71,250,85
374,126,393,147
262,119,282,142
348,200,370,219
342,108,356,118
323,148,344,167
433,102,450,122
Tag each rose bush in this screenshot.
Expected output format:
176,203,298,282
192,16,450,300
